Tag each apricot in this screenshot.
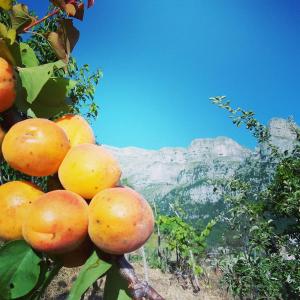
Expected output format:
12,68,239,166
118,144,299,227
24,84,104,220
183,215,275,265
22,190,89,254
0,57,16,112
2,118,70,176
0,125,5,156
55,114,95,147
58,144,121,199
88,187,154,254
0,181,43,241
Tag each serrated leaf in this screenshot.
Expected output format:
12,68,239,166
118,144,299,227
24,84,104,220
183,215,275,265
47,19,79,63
103,264,132,300
0,0,12,10
67,251,111,300
0,240,41,300
19,43,39,67
18,60,65,103
15,77,76,118
11,4,34,33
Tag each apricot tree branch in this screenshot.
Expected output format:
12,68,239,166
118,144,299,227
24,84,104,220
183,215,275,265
116,255,165,300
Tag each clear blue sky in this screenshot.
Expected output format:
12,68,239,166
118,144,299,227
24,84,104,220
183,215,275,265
24,1,300,149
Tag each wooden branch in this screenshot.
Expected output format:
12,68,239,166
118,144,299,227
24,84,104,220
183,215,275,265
116,255,165,300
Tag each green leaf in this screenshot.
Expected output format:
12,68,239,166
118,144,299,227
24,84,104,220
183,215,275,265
18,60,65,103
11,4,34,33
67,251,111,300
15,77,77,118
19,43,39,67
0,0,12,10
0,240,41,300
103,264,132,300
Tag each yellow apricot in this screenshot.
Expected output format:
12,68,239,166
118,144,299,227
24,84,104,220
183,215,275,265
22,190,89,254
2,118,70,176
55,114,95,147
0,181,44,241
0,57,16,112
58,144,121,199
88,187,154,254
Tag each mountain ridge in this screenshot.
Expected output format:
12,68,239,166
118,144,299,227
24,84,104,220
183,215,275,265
104,118,298,216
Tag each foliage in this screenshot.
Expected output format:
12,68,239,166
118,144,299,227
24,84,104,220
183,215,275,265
210,96,300,299
149,205,216,292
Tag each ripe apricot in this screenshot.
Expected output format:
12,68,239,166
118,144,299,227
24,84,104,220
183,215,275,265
0,125,5,157
0,181,43,241
88,187,154,254
0,57,16,112
22,190,89,254
55,114,95,147
2,118,70,176
58,144,121,199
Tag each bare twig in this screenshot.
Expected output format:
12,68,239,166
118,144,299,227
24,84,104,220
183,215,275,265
116,255,165,300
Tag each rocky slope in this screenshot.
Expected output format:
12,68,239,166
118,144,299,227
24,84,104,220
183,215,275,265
104,118,298,217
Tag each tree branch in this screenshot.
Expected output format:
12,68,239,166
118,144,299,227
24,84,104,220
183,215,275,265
116,255,165,300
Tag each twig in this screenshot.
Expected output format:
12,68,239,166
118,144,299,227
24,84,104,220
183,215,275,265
23,8,61,32
116,255,165,300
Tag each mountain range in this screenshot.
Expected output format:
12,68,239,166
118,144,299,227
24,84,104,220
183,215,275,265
104,118,298,226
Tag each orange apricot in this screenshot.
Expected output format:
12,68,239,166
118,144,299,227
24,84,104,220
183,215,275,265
55,114,95,147
88,187,154,254
0,181,44,241
22,190,89,254
2,118,70,176
0,57,16,112
0,125,5,156
58,144,121,199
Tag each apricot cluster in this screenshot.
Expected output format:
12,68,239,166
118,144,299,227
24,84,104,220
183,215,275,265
0,112,154,266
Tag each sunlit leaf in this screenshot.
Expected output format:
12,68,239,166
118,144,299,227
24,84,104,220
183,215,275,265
18,60,65,103
0,0,12,10
19,42,39,67
0,22,16,44
67,251,111,300
47,20,79,63
11,4,35,33
103,264,132,300
51,0,84,20
0,38,15,64
15,76,76,118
